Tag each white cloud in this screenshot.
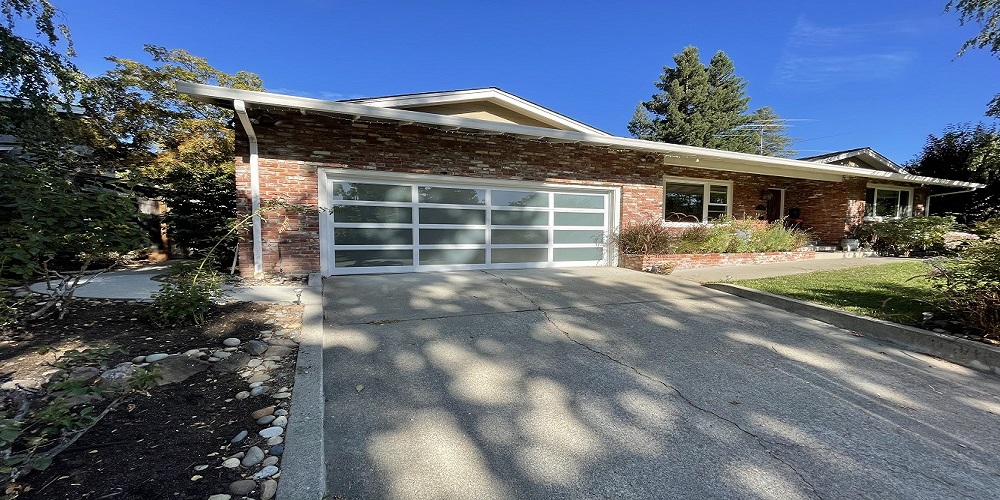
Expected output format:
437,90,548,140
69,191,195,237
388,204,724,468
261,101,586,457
771,16,933,90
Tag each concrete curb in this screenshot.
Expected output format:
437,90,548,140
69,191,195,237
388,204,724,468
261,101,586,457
705,283,1000,376
276,299,326,499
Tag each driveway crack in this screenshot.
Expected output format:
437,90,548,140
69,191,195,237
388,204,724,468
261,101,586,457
483,270,824,500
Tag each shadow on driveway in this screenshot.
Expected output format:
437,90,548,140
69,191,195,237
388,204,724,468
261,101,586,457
323,267,1000,499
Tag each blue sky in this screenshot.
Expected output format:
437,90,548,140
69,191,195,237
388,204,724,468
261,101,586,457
57,0,997,163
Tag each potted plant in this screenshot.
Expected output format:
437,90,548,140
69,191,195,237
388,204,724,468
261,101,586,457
841,224,863,251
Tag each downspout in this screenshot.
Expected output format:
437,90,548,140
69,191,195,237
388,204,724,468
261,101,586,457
233,100,263,276
924,187,978,216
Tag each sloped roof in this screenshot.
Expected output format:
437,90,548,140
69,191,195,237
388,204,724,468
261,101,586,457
342,87,611,136
177,82,984,189
799,147,904,173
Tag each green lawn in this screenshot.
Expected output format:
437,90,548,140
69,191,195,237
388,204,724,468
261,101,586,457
732,261,937,326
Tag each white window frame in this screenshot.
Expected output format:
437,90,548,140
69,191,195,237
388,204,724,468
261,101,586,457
864,184,914,221
661,176,733,225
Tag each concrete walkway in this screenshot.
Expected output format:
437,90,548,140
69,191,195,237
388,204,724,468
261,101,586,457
671,256,910,282
315,267,1000,499
28,264,322,304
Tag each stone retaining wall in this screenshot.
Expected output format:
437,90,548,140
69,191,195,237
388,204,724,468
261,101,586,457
620,251,816,271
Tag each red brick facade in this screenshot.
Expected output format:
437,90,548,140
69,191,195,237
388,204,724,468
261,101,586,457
234,112,928,275
620,251,817,272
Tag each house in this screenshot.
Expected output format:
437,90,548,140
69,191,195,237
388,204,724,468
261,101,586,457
177,83,983,276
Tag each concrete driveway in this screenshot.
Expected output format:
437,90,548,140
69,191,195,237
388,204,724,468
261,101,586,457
323,267,1000,499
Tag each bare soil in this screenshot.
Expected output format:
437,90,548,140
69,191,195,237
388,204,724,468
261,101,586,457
1,300,301,499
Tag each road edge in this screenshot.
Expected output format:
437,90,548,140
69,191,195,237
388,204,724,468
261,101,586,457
705,283,1000,376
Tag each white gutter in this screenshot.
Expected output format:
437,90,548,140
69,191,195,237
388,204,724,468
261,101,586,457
177,82,986,190
924,187,979,216
233,100,263,276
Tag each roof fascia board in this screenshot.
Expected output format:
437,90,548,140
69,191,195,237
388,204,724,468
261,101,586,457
351,88,610,136
177,82,985,189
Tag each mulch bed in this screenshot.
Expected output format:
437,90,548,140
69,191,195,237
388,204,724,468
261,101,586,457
1,299,301,499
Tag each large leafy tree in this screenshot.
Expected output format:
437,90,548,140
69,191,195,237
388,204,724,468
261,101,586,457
83,46,265,258
628,46,794,157
948,0,1000,116
906,123,1000,221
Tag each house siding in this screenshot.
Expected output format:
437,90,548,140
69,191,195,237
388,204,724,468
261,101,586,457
234,112,927,275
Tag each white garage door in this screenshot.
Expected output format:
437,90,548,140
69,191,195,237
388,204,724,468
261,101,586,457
319,171,617,275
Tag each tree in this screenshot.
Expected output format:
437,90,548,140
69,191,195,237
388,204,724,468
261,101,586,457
947,0,1000,116
628,46,794,156
905,123,1000,221
82,46,265,259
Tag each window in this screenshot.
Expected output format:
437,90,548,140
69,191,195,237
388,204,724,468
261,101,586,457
865,186,912,219
663,178,731,222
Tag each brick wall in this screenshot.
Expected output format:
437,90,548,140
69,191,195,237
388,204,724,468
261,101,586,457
620,251,817,271
234,111,926,275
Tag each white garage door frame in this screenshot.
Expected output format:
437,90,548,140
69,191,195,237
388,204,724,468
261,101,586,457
318,168,621,276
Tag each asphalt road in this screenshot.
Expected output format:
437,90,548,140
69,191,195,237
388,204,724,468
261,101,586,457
322,267,1000,499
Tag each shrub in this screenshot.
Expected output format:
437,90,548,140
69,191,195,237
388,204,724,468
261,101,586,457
861,216,957,256
971,218,1000,240
928,238,1000,339
145,260,225,326
612,216,809,255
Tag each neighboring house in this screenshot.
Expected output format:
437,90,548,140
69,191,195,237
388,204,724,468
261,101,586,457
178,83,983,276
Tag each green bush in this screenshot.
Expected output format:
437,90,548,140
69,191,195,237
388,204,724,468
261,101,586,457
861,216,958,256
972,218,1000,240
612,216,809,255
145,261,224,326
928,238,1000,339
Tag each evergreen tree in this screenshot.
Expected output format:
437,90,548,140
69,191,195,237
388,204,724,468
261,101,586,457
629,46,794,156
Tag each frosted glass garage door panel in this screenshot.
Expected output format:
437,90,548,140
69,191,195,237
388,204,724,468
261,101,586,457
491,229,548,245
554,230,605,244
492,248,548,263
418,229,486,245
335,250,413,267
554,247,604,262
331,182,411,202
554,193,605,209
419,208,487,225
419,187,486,205
491,210,549,226
334,228,413,246
420,249,486,265
492,190,549,207
554,212,604,227
332,205,412,223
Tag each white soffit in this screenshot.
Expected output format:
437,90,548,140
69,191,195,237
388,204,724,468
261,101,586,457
176,82,985,189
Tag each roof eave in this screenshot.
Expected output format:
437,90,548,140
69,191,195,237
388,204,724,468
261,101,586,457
176,82,984,189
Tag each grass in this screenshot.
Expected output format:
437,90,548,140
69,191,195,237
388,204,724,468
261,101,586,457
731,261,937,326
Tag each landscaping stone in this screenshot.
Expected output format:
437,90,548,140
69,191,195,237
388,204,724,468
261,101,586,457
250,385,270,397
212,351,232,359
272,415,287,428
241,446,265,467
268,337,297,347
245,340,268,356
253,465,279,479
145,353,168,362
247,373,271,383
259,426,283,438
207,495,232,500
183,349,203,356
98,362,135,389
272,392,291,399
247,358,262,368
229,479,256,495
251,406,275,419
152,355,209,386
131,355,146,363
266,436,283,446
261,479,278,500
273,409,288,416
230,430,248,443
262,456,279,467
207,356,220,362
221,458,240,468
193,464,209,471
263,345,294,358
0,379,42,391
222,337,241,347
257,415,275,425
268,444,283,456
235,391,250,400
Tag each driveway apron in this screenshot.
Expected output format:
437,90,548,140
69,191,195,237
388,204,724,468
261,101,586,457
323,267,1000,499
